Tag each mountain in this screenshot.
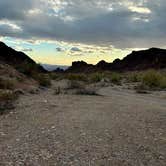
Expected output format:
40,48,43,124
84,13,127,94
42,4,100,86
0,42,46,74
41,64,69,71
67,61,95,73
67,48,166,72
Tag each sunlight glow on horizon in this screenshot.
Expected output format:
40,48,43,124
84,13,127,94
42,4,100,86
2,37,133,66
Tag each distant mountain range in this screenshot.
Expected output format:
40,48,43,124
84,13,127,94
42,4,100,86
67,48,166,72
0,42,68,72
41,64,69,71
0,41,166,73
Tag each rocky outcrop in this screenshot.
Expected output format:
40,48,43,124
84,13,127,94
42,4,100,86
0,42,46,74
67,48,166,72
67,61,95,73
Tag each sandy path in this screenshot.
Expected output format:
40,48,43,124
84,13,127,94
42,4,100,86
0,86,166,166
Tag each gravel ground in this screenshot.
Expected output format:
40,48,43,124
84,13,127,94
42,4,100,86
0,84,166,166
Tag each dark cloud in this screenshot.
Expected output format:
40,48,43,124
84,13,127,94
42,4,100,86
70,47,82,52
56,47,63,52
0,0,33,20
0,0,165,48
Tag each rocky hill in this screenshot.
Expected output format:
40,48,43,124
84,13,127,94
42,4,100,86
0,42,46,74
67,48,166,72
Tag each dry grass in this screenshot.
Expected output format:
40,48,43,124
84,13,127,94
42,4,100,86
141,70,166,89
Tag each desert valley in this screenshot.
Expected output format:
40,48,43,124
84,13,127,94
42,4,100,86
0,42,166,165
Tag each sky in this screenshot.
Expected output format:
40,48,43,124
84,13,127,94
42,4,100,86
0,0,165,66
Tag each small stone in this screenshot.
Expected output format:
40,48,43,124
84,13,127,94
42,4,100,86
0,132,6,136
14,89,24,95
16,138,20,142
158,155,164,160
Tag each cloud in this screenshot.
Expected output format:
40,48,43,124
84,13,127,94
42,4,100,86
70,47,82,52
22,48,33,52
56,47,63,52
0,0,165,49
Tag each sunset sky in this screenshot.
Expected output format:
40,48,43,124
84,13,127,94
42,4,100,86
0,0,165,66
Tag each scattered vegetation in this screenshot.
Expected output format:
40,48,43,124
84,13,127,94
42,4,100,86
90,72,105,82
36,74,51,87
141,70,166,89
110,72,122,85
49,73,61,80
0,78,16,90
65,73,87,82
15,61,51,87
54,80,99,96
16,61,40,76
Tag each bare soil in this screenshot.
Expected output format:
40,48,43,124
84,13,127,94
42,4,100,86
0,82,166,166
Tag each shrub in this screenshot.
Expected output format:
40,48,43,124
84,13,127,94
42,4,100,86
65,73,87,82
49,73,60,80
110,72,121,84
36,74,51,87
159,77,166,89
141,70,166,89
0,78,15,90
90,73,105,82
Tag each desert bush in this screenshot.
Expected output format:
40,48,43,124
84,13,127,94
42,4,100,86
0,78,16,90
65,73,87,82
34,74,51,87
49,73,60,80
90,72,105,82
141,70,166,89
110,72,122,84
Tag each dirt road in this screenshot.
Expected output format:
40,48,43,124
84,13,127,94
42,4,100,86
0,85,166,165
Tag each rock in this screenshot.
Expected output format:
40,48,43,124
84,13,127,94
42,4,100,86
14,89,25,95
29,88,40,94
